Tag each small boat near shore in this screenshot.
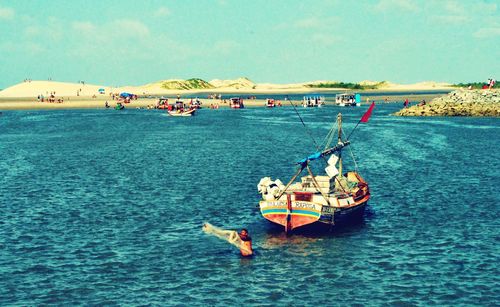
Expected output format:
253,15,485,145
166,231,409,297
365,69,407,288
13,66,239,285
229,97,244,109
156,98,169,109
168,108,196,116
167,100,196,116
302,96,325,107
189,98,203,109
335,93,361,107
257,105,375,232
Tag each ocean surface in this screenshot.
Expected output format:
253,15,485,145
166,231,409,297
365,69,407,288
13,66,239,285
0,104,498,305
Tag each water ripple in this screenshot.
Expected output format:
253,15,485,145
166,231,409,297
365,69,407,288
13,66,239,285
0,107,498,305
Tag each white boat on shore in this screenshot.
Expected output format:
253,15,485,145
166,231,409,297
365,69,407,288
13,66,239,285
335,93,361,107
302,96,325,107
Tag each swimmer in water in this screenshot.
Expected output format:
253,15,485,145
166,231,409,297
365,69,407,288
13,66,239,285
238,228,253,257
202,223,254,257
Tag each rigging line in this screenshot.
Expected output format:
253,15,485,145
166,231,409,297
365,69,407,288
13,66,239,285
346,119,362,141
288,99,321,151
342,129,359,172
320,123,337,150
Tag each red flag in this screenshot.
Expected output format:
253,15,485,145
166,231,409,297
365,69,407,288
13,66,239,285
360,102,375,123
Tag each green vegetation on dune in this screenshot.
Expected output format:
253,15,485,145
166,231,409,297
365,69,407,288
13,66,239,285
160,78,214,90
186,78,214,89
305,81,386,90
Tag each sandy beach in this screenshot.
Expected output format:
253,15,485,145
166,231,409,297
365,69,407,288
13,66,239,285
0,94,446,111
0,80,451,111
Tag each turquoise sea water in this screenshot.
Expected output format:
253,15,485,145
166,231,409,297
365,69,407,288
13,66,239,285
0,105,498,305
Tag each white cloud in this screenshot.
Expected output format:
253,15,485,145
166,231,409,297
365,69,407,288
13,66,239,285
0,6,14,19
432,14,469,24
273,16,339,33
155,7,171,17
212,40,240,55
24,26,40,37
443,1,466,15
474,27,500,38
110,19,150,38
66,19,191,62
296,17,324,29
374,0,418,12
25,42,45,54
72,21,96,33
0,41,45,54
476,2,497,13
431,1,470,24
311,33,338,45
0,41,17,52
71,19,151,40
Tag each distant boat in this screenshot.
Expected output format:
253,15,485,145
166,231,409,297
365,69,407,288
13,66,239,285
189,98,203,109
168,108,196,116
157,98,169,109
302,96,325,107
229,97,244,109
167,100,196,116
335,93,361,107
266,99,276,108
257,110,373,232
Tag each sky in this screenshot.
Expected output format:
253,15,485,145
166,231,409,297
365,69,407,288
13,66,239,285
0,0,499,88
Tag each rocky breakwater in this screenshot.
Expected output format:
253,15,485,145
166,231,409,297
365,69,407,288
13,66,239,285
393,89,499,117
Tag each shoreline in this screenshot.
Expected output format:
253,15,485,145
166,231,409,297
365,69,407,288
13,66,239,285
0,92,446,111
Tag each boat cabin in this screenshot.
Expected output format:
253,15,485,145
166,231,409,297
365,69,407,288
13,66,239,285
168,100,188,111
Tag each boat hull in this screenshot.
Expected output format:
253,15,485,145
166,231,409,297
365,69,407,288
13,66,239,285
258,172,370,232
168,109,196,116
260,199,367,231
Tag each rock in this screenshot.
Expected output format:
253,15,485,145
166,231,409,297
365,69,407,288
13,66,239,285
393,89,500,117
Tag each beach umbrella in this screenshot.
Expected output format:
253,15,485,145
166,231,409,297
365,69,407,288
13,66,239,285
120,92,133,98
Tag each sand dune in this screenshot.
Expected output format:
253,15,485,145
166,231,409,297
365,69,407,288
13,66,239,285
0,78,455,98
0,81,116,98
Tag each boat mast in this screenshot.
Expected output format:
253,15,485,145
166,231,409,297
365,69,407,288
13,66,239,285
337,113,343,176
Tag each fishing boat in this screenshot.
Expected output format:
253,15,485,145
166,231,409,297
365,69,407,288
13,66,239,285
257,104,375,232
229,97,244,109
303,96,325,107
335,93,361,107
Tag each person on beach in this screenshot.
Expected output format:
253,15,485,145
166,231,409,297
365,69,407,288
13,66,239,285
238,229,253,257
404,98,409,108
489,78,496,89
